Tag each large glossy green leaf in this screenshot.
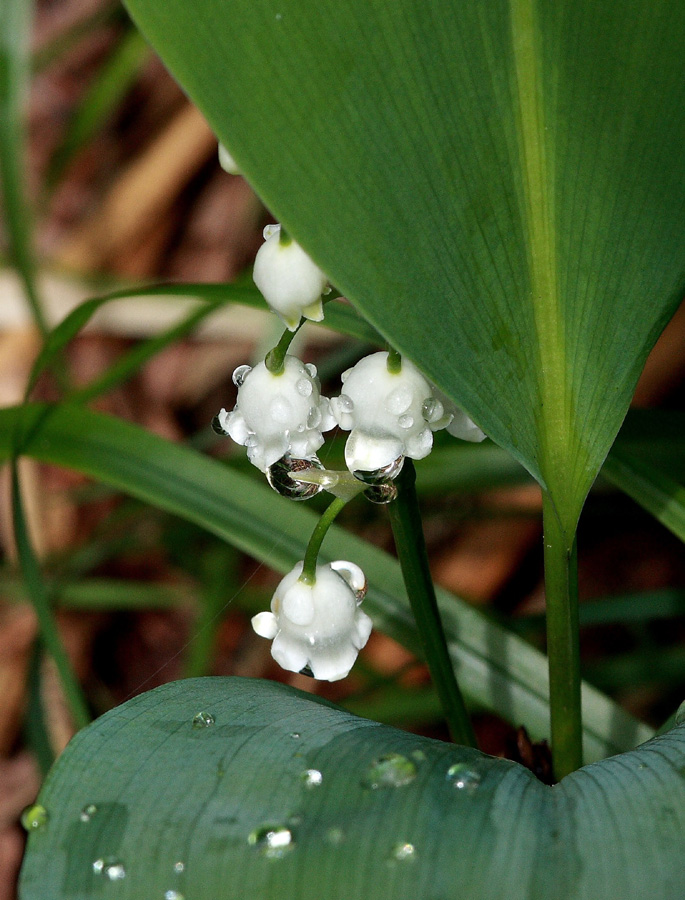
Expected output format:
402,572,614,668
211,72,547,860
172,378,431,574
19,678,685,900
122,0,685,536
0,403,651,760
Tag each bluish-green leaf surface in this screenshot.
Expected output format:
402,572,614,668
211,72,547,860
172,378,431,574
19,678,685,900
121,0,685,536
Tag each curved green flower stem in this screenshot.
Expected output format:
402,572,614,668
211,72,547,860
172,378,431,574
11,462,90,731
543,492,582,778
264,321,304,374
300,496,348,585
388,460,477,747
386,345,402,374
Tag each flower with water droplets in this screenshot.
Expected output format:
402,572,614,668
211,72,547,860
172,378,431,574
251,561,372,681
431,387,486,443
218,142,240,175
215,356,335,473
253,224,329,330
330,351,449,477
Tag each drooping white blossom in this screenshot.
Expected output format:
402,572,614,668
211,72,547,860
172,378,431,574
253,224,329,330
431,387,486,442
251,561,372,681
218,143,240,175
216,356,335,473
330,351,450,477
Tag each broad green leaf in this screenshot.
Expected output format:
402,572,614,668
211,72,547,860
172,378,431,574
121,0,685,538
19,678,685,900
0,403,651,760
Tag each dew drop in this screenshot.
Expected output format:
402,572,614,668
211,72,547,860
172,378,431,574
363,482,398,505
353,455,404,486
93,858,126,881
675,700,685,726
306,406,322,429
301,769,323,788
266,455,324,500
192,711,215,729
21,804,48,832
411,750,426,762
398,414,414,429
248,825,295,859
211,413,229,435
289,732,301,740
296,378,313,398
164,892,184,900
173,861,185,874
421,397,440,422
386,385,412,415
337,393,354,413
362,754,417,789
326,827,345,846
446,763,481,794
305,363,317,378
391,842,416,861
79,804,98,823
232,364,251,387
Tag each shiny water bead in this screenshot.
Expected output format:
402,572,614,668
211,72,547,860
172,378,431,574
192,711,215,728
391,842,416,861
211,413,229,435
93,858,126,881
164,891,185,900
266,455,324,500
248,824,295,859
79,804,98,823
363,482,398,504
446,763,481,794
301,769,323,788
232,364,252,387
362,754,417,789
337,393,355,413
353,455,404,485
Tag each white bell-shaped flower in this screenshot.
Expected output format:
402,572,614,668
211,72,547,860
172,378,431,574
218,142,240,175
252,560,372,681
253,224,329,330
431,387,486,442
330,351,450,476
216,356,336,473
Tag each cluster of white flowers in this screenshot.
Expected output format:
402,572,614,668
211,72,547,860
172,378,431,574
214,151,486,680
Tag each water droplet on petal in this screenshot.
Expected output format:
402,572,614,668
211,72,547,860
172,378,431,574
305,363,317,378
398,414,414,429
446,763,481,794
79,804,98,823
353,455,404,485
211,413,229,435
266,455,324,500
93,858,126,881
386,385,413,415
306,406,322,429
248,825,295,859
337,394,355,413
421,398,439,422
165,891,184,900
362,754,417,789
364,482,398,505
391,842,416,861
675,700,685,726
232,364,251,387
192,711,215,728
301,769,323,788
21,805,48,832
297,378,313,398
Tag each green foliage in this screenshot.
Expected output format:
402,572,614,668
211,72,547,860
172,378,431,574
19,678,685,900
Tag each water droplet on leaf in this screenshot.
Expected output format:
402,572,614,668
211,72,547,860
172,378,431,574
266,455,323,500
164,892,184,900
21,805,48,832
362,754,417,789
79,804,98,823
192,711,215,729
173,861,185,874
248,825,295,859
289,732,301,740
301,769,323,788
446,763,481,794
93,858,126,881
326,827,345,845
391,842,416,861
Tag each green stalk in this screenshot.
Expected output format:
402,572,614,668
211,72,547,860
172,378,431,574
388,460,477,747
386,346,402,374
300,496,347,584
542,491,582,777
11,463,90,731
264,321,303,374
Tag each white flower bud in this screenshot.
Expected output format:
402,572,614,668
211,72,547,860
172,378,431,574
252,560,372,681
431,388,486,442
217,356,335,473
218,142,240,175
330,351,449,476
253,224,329,330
